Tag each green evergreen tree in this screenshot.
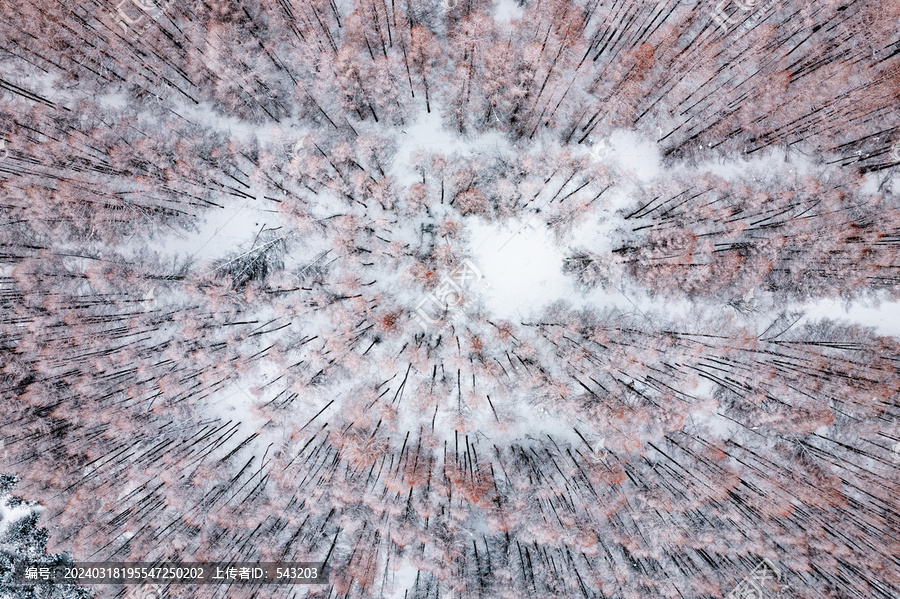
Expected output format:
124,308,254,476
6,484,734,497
0,475,91,599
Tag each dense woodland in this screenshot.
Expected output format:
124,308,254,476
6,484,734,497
566,169,900,300
0,0,899,597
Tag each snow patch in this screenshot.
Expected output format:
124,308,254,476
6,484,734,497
493,0,525,22
603,129,664,182
150,198,280,264
796,297,900,337
384,563,423,598
391,104,510,188
467,218,574,321
208,382,268,437
466,213,699,325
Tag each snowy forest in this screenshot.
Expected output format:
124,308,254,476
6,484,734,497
0,0,898,597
